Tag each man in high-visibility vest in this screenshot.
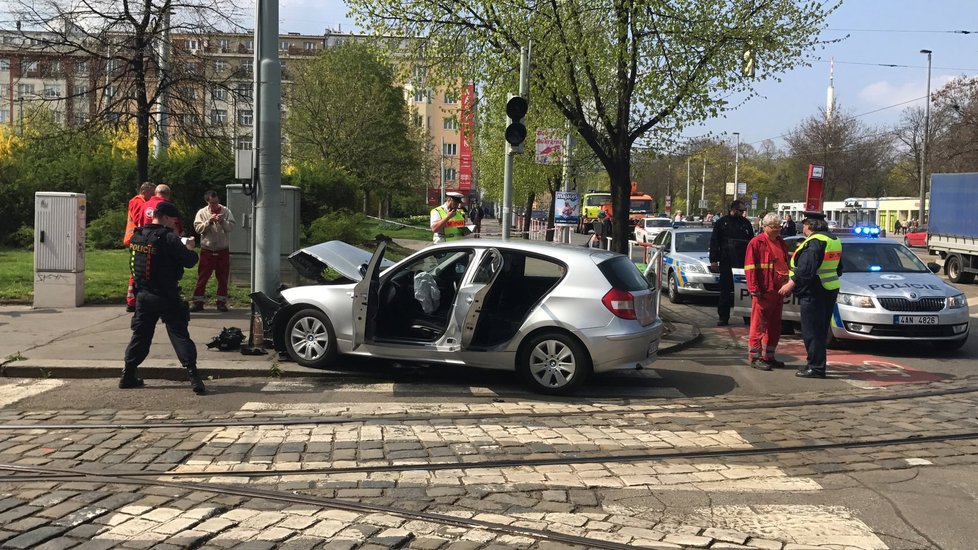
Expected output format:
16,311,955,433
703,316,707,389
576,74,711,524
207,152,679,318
779,211,843,378
430,192,467,244
124,182,155,312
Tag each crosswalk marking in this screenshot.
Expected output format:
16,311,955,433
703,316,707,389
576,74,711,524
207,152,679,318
0,378,63,408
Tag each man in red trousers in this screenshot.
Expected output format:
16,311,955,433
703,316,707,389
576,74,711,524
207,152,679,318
744,212,791,370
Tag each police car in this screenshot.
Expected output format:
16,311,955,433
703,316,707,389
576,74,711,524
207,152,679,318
733,236,970,350
647,228,719,304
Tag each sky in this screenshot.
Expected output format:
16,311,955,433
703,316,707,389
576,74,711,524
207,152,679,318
268,0,977,150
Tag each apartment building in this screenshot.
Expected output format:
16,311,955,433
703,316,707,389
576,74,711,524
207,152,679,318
0,28,473,203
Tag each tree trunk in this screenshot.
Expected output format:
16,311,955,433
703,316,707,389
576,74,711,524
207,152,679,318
609,157,632,254
522,191,534,240
545,174,560,242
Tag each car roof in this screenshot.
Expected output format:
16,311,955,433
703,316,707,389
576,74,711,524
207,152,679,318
669,227,712,233
427,238,618,259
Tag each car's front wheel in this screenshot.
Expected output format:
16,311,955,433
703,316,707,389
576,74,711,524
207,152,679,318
518,331,592,395
668,270,685,304
285,308,337,368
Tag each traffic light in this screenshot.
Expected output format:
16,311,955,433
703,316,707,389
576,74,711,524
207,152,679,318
505,94,528,155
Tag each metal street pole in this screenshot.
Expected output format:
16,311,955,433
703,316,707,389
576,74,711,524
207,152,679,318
685,156,691,219
700,157,706,215
918,49,932,225
440,136,446,204
501,43,529,241
254,0,282,298
153,7,170,159
733,132,739,200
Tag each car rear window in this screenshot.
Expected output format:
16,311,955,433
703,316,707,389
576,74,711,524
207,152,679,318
598,256,649,291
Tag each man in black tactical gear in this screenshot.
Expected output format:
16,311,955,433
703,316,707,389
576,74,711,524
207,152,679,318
122,201,206,394
709,200,755,326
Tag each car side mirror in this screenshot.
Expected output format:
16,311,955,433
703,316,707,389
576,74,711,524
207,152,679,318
358,263,368,277
927,262,940,274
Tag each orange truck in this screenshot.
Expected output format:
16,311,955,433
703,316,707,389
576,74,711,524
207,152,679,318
576,182,655,235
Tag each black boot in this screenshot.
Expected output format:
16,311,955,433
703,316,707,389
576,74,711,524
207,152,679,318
187,368,206,395
118,366,144,389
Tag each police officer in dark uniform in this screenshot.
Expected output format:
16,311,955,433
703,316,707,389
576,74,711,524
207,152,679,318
121,201,206,394
778,211,843,378
709,200,754,326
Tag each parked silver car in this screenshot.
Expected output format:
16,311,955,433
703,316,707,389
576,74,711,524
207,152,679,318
733,236,969,350
255,240,664,394
646,228,719,304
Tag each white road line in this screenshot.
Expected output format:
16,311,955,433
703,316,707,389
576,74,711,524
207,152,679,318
0,379,64,408
256,380,684,398
681,504,887,549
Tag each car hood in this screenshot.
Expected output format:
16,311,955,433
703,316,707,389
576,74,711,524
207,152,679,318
672,252,711,265
841,272,958,298
288,240,394,283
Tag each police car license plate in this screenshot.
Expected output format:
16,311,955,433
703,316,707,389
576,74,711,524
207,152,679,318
894,315,938,325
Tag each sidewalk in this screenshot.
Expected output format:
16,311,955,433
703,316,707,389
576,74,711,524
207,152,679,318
0,220,697,380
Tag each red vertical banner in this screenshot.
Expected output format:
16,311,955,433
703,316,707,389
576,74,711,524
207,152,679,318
458,83,475,195
805,164,825,212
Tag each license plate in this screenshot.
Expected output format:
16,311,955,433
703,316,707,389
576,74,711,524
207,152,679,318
894,315,938,325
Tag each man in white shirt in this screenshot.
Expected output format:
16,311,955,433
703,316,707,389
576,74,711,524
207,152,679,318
191,191,235,312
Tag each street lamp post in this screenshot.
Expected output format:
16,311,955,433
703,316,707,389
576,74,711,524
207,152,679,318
918,49,932,225
733,132,740,204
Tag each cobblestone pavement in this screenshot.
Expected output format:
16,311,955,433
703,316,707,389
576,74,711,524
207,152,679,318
2,374,978,549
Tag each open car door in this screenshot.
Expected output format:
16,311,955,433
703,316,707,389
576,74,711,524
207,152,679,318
459,248,504,349
352,240,388,350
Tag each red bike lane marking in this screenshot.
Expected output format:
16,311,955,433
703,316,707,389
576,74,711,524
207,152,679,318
725,329,949,387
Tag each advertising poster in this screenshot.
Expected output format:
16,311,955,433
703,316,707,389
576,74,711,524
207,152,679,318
535,129,564,165
554,191,579,226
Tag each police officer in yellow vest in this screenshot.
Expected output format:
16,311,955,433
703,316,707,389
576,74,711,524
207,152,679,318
778,211,842,378
430,191,467,244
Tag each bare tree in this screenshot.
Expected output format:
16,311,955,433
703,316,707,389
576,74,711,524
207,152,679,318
6,0,246,183
785,104,892,200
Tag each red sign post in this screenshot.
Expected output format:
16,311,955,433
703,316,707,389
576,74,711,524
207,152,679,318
805,164,825,212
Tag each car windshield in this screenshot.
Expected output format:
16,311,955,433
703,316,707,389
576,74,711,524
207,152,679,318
630,199,653,212
675,231,712,252
648,219,671,227
586,194,610,206
840,242,929,273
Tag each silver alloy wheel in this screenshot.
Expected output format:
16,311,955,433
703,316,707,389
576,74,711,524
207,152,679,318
527,338,577,388
290,315,330,362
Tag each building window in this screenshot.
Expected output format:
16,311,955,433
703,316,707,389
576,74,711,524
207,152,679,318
211,109,227,125
443,167,457,181
75,60,88,74
443,117,458,130
47,60,62,75
240,60,253,76
238,109,253,126
0,110,8,123
182,87,197,100
214,60,228,72
107,59,122,72
43,85,61,98
279,40,289,51
237,84,252,101
187,39,201,51
444,91,459,104
219,38,230,52
245,40,254,52
304,41,316,51
237,136,252,150
212,87,227,101
17,83,35,98
23,60,39,73
103,85,116,98
186,62,199,74
442,142,457,156
0,59,9,71
414,114,423,128
182,113,198,126
413,88,429,103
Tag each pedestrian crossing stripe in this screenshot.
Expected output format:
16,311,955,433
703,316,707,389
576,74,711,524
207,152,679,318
0,378,63,408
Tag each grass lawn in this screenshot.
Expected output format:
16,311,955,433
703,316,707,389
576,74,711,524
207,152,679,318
369,217,433,241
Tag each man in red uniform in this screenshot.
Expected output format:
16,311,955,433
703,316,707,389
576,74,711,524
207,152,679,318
124,182,155,312
744,212,791,370
139,184,184,236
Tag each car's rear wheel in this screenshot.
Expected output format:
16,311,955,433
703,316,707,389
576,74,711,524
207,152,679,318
285,308,337,368
668,270,685,304
518,331,592,395
903,237,910,247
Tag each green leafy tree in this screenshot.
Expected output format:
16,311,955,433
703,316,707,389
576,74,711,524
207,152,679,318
284,42,427,217
349,0,838,252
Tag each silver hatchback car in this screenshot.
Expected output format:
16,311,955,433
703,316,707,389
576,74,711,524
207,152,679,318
255,240,664,395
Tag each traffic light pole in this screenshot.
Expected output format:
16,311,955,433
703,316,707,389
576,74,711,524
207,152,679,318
501,44,529,241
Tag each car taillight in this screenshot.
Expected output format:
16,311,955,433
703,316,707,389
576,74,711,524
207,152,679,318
602,288,636,320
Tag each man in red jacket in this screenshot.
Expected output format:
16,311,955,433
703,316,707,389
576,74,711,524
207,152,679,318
124,183,155,312
139,184,184,236
744,212,791,370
